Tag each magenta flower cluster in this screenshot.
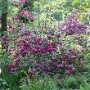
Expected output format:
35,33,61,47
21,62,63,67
14,32,57,57
20,10,35,22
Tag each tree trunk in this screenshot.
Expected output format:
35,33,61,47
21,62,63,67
1,12,7,35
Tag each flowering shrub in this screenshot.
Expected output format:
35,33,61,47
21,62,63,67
6,2,85,78
59,12,87,35
8,25,84,78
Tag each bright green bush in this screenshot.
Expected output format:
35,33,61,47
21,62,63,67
20,76,59,90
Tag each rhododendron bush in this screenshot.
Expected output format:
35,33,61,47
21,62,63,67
7,21,84,78
59,11,87,35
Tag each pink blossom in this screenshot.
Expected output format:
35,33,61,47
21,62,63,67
40,24,45,29
65,70,70,74
21,10,26,14
30,16,35,22
79,60,84,65
21,0,26,3
27,70,32,74
70,49,77,55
